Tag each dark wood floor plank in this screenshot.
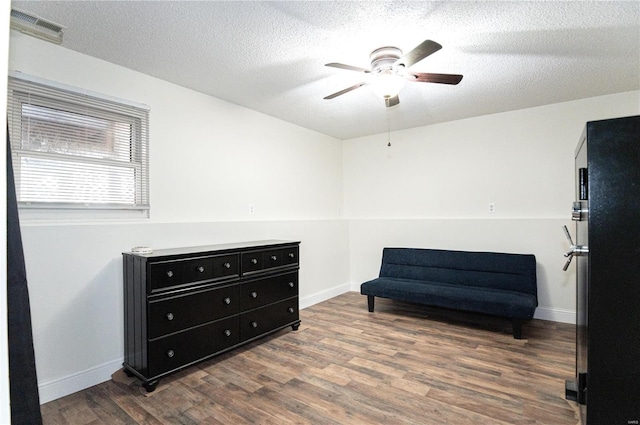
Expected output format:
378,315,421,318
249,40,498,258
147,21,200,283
41,292,578,424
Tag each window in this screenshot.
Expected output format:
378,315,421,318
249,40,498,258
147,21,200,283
7,73,149,218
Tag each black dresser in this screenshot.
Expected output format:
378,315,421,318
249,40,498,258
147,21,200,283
122,240,301,391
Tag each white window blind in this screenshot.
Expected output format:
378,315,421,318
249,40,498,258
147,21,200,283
7,74,150,212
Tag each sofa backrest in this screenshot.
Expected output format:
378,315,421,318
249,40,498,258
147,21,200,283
379,247,537,297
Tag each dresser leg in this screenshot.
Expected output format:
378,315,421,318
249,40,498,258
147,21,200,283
143,380,158,393
291,322,300,331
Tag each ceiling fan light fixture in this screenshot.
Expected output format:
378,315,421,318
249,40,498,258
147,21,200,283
371,71,405,99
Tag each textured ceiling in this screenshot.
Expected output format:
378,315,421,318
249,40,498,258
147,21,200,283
9,1,640,140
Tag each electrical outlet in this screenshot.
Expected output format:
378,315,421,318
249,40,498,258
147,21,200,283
249,204,255,214
488,203,495,213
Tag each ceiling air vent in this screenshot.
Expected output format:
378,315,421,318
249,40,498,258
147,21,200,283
10,8,65,44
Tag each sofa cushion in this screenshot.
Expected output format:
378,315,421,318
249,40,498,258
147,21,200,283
379,248,537,297
361,277,538,320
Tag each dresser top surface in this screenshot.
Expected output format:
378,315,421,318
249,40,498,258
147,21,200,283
124,239,300,259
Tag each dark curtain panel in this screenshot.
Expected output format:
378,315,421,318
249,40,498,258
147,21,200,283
7,128,43,424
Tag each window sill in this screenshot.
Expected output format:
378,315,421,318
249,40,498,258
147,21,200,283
18,207,150,225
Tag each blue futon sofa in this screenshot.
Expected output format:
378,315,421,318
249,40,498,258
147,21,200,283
360,247,538,339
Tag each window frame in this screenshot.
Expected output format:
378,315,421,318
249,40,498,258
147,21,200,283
7,72,150,220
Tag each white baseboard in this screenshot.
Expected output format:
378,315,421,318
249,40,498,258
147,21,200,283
38,357,123,404
300,282,352,310
533,306,576,324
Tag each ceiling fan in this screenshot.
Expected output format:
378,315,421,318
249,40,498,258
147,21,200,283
324,40,463,107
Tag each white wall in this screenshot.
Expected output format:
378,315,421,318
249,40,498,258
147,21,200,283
9,32,350,403
344,91,640,322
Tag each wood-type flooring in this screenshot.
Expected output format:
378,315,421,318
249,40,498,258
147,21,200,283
40,292,579,424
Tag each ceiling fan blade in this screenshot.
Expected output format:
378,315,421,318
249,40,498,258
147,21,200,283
407,72,463,85
395,40,442,68
325,63,371,73
385,95,400,108
324,82,368,100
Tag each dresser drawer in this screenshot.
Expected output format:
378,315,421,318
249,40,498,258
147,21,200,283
241,251,263,274
212,254,239,279
262,249,283,269
149,254,239,292
240,271,298,310
241,246,299,275
148,284,240,339
148,315,240,377
240,298,299,341
281,246,299,266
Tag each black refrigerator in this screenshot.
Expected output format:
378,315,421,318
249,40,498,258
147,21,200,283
564,115,640,425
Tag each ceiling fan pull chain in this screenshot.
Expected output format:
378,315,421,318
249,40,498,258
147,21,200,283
387,109,391,147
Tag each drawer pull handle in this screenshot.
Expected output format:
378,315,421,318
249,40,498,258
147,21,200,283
251,258,258,265
166,312,174,321
251,321,258,328
224,329,232,337
289,253,295,258
288,307,295,314
288,282,294,288
166,349,175,358
224,297,231,305
271,255,277,261
224,262,231,269
166,270,173,278
198,266,205,273
250,291,258,299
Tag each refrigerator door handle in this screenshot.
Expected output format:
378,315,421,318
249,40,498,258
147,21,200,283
562,225,589,271
563,252,574,272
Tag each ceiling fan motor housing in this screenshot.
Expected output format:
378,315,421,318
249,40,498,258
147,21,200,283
370,46,402,74
369,47,405,99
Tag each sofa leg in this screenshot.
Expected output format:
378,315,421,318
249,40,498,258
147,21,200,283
512,319,523,339
367,295,375,312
